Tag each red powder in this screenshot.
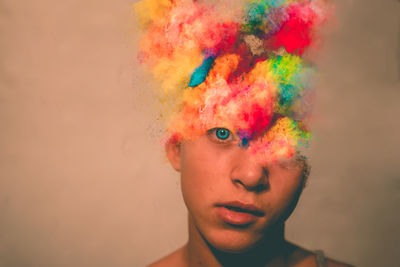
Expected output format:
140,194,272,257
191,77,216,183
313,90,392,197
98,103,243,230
165,133,181,147
247,104,273,136
269,4,317,55
226,43,253,82
211,22,239,54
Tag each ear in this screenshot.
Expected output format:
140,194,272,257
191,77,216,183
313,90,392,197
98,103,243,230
166,141,181,172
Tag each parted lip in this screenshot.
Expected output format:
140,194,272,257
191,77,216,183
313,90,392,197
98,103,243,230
216,201,265,217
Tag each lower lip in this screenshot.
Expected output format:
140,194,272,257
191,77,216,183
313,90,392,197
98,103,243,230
216,206,259,226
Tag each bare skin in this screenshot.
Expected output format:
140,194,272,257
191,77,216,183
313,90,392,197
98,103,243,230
149,242,353,267
149,130,353,267
149,217,353,267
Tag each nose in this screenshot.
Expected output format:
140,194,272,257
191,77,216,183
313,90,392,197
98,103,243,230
230,149,268,192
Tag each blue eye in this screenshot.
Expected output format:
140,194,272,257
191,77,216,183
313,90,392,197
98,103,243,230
215,128,230,140
207,128,235,144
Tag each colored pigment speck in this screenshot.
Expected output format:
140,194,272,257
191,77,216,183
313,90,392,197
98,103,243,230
278,84,296,106
247,2,267,23
188,56,216,87
240,137,250,148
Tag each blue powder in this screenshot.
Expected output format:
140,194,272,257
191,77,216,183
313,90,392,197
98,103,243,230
188,56,215,87
241,137,250,147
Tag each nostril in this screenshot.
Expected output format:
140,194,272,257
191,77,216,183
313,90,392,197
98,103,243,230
263,167,269,178
253,183,269,193
233,175,269,193
233,179,246,188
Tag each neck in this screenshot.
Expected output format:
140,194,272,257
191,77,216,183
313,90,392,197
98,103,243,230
185,215,291,267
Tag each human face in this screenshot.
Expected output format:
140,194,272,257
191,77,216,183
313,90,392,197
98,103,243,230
167,128,306,253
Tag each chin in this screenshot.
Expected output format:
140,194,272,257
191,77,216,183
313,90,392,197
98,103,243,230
205,228,263,254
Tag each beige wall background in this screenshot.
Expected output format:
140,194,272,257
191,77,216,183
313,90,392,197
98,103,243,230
0,0,399,266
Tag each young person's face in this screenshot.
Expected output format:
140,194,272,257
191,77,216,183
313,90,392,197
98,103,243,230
167,128,306,253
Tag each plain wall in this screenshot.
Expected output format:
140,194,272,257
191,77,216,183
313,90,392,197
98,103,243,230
0,0,399,266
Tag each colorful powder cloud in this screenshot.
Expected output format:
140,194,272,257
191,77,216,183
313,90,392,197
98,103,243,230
134,0,332,162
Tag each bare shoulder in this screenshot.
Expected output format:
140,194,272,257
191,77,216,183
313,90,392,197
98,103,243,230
288,244,354,267
147,245,187,267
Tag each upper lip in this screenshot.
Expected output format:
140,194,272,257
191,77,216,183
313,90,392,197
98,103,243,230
216,201,265,217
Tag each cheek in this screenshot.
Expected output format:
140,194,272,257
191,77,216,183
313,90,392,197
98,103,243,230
180,139,234,195
179,146,225,212
266,170,303,219
181,165,226,199
180,165,225,228
179,142,241,225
